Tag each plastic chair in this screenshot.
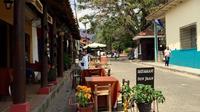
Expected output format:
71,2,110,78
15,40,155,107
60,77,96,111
94,84,112,112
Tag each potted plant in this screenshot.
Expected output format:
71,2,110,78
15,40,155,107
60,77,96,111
76,85,93,112
132,84,165,112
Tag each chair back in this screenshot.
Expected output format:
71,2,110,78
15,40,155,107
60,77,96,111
94,84,112,112
94,84,111,95
122,79,130,86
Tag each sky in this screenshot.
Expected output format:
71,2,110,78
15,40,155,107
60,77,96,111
69,0,92,30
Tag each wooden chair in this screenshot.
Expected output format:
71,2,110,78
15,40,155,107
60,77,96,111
94,84,112,112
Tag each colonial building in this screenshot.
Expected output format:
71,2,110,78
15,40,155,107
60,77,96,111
133,29,165,61
147,0,200,68
0,0,80,112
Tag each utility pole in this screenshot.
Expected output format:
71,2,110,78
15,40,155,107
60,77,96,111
154,21,158,62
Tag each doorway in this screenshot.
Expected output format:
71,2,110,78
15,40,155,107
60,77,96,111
0,20,12,67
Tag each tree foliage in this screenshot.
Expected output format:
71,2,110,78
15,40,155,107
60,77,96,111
77,0,164,50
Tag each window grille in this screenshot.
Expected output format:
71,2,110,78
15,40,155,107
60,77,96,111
180,24,197,49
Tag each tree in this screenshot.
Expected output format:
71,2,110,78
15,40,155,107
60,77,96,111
77,0,159,50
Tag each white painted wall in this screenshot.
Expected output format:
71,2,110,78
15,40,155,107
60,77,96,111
32,25,39,63
165,0,200,51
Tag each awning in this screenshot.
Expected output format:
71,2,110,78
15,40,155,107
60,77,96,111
83,43,106,49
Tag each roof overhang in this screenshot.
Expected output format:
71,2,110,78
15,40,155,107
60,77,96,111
146,0,188,20
133,35,165,41
26,0,43,14
26,0,53,24
47,0,80,40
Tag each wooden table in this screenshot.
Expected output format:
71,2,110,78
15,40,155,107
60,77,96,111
85,76,120,109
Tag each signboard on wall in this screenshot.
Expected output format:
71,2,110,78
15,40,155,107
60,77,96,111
136,67,154,88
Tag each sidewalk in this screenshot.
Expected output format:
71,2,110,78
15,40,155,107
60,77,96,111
135,61,200,77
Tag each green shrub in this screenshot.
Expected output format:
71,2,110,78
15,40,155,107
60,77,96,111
132,84,165,104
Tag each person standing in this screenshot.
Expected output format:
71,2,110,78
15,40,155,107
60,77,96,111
164,47,171,66
80,50,90,69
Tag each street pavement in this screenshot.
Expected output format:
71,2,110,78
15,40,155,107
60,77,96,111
46,58,200,112
110,59,200,112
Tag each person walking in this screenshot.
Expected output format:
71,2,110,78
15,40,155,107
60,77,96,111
164,47,171,66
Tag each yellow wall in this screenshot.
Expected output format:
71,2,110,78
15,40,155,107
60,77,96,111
0,1,33,62
0,1,13,24
165,0,200,51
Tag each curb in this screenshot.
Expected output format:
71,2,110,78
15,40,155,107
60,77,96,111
133,61,200,77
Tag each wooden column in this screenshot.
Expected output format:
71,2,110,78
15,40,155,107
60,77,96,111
57,32,64,77
12,0,26,104
41,0,48,87
71,37,75,64
70,36,73,60
72,39,76,63
49,19,57,68
52,21,57,67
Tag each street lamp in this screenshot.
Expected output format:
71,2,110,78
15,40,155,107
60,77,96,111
4,0,14,9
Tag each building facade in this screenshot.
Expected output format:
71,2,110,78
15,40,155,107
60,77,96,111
133,29,165,61
0,0,80,111
147,0,200,68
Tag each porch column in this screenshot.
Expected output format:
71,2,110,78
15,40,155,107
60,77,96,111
70,36,74,61
12,0,26,104
40,0,48,87
57,32,64,77
68,36,72,56
10,0,30,112
72,39,76,63
154,21,158,62
52,21,57,67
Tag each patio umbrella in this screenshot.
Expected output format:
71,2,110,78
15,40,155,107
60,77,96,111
83,42,106,49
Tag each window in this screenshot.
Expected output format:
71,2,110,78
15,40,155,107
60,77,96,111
180,24,197,49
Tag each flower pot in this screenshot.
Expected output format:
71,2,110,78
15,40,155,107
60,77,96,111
137,103,151,112
78,105,93,112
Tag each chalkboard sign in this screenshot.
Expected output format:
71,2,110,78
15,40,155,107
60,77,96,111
136,67,154,88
